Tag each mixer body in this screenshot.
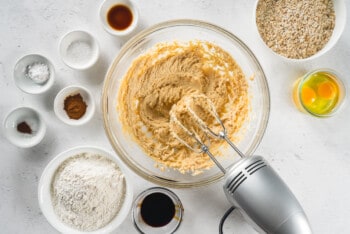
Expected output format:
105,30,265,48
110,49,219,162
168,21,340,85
168,94,312,233
223,156,312,234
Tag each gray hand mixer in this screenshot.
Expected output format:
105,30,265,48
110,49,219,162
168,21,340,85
170,94,312,234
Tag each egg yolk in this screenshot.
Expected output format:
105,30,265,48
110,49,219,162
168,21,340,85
317,82,335,99
301,86,316,106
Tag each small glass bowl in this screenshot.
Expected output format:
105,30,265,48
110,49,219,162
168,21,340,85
132,187,183,234
292,69,346,117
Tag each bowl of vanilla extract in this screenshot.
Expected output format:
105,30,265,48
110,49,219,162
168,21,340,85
99,0,139,36
132,187,184,234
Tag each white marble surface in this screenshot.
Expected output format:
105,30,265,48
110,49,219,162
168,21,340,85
0,0,349,233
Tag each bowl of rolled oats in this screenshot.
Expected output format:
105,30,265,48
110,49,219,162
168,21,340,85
254,0,346,60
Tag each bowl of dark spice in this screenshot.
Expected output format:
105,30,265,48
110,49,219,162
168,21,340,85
54,85,95,126
254,0,346,60
14,54,55,94
3,107,46,148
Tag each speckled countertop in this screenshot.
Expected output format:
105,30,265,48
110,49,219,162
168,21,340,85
0,0,349,233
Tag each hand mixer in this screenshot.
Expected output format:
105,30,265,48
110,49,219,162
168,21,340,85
170,94,312,234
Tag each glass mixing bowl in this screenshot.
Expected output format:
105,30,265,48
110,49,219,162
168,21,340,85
102,19,270,188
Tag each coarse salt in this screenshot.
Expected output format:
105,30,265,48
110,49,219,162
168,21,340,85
25,62,50,84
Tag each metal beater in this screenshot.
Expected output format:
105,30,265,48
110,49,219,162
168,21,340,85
170,94,312,234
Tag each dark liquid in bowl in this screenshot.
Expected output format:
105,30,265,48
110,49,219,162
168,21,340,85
140,192,175,227
107,4,133,30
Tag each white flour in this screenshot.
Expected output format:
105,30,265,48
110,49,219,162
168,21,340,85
51,152,126,231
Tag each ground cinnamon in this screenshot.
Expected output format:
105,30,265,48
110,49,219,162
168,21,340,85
64,93,87,120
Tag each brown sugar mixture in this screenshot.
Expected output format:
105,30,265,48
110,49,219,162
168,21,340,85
118,40,249,174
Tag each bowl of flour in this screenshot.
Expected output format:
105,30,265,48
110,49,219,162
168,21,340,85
38,146,133,234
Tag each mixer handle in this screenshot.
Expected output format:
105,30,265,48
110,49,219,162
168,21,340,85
223,156,313,234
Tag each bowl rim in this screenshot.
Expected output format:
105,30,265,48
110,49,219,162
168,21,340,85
101,19,270,188
296,68,347,117
38,145,134,234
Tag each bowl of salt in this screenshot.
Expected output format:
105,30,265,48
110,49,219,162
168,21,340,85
59,30,100,70
14,54,55,94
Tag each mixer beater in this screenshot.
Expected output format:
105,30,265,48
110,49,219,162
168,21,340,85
170,94,312,234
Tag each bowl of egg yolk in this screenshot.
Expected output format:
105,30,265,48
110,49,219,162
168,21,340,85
293,69,346,117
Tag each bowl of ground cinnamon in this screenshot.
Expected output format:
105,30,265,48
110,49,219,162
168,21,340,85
54,85,95,126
